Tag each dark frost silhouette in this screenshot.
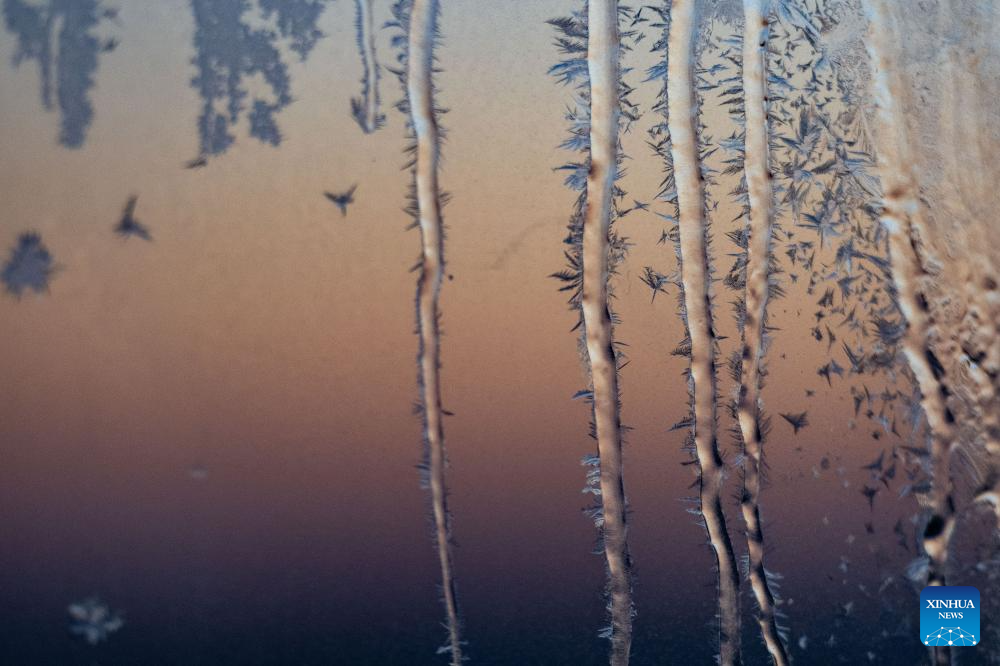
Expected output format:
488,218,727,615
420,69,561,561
323,185,357,216
259,0,328,58
2,232,55,296
350,0,385,133
114,194,152,240
2,0,116,148
188,0,330,160
780,411,809,435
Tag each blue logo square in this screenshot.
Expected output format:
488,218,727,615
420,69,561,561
921,586,980,647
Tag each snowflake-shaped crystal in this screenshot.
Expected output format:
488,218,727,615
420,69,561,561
68,597,124,645
2,232,55,296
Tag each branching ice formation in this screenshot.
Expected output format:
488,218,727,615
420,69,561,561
2,232,56,296
189,0,330,159
734,2,789,663
388,1,464,662
665,1,742,663
351,0,386,133
549,2,640,663
2,0,115,148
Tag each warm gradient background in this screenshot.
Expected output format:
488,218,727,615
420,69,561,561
0,1,990,664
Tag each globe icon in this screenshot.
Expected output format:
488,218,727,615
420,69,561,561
924,628,977,647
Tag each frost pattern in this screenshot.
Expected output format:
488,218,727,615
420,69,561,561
68,597,124,645
188,0,331,159
2,0,116,148
2,232,55,296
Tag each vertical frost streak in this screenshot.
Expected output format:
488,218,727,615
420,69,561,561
352,0,385,133
865,1,954,663
667,2,742,664
584,1,633,663
408,1,462,663
738,2,788,664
